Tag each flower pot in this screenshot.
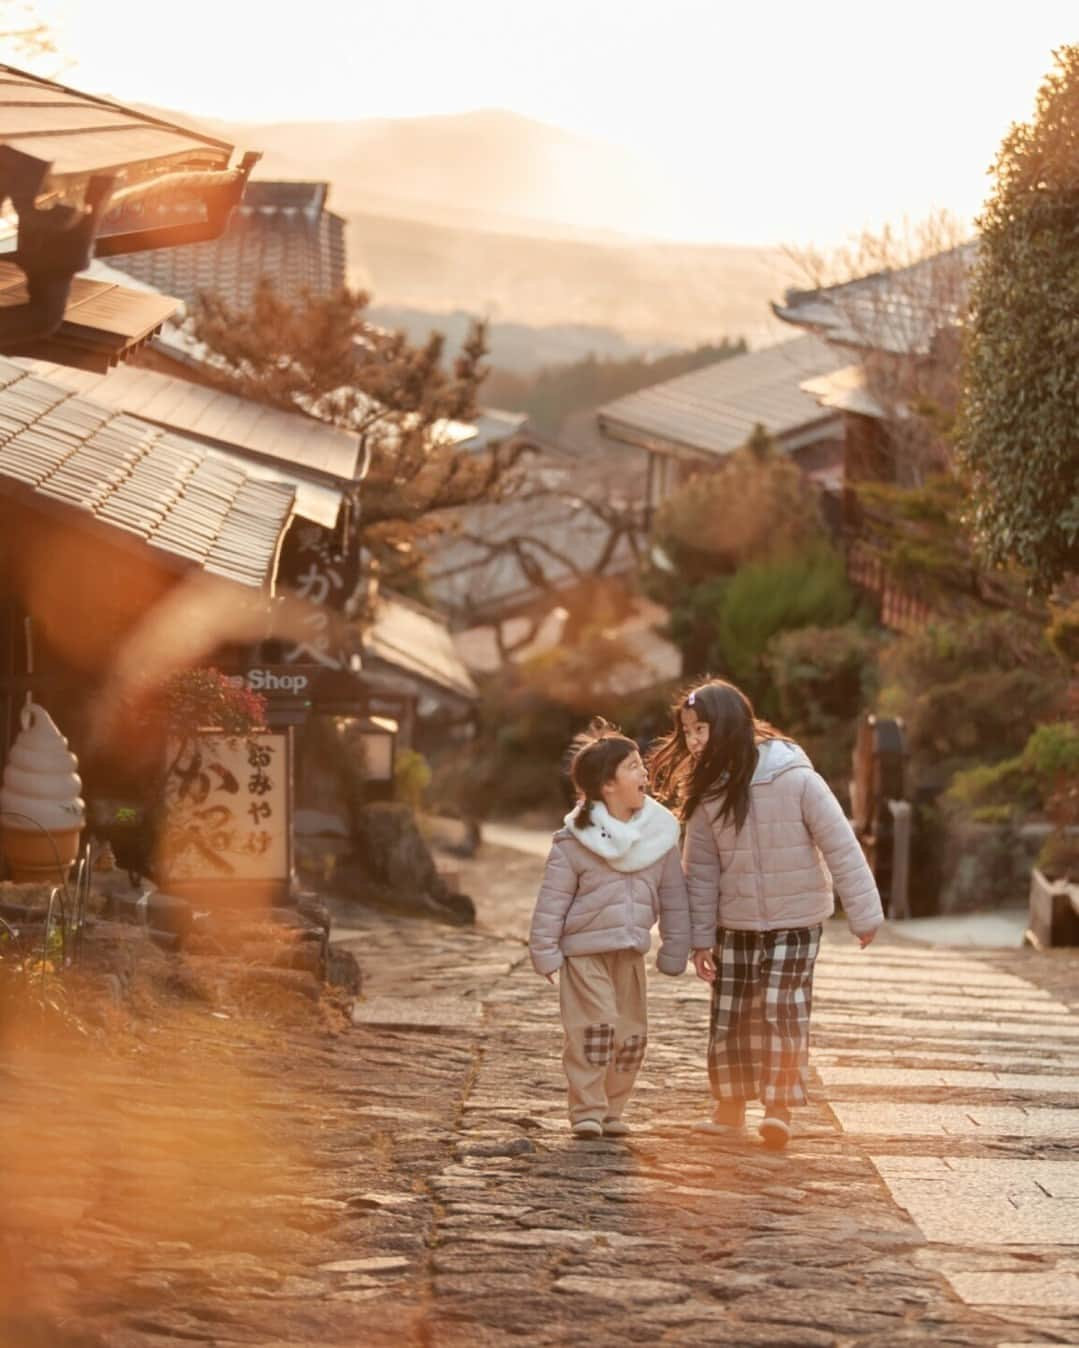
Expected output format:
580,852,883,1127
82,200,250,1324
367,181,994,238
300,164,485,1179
1027,865,1079,948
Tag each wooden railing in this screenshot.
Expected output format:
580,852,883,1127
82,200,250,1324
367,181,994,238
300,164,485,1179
846,541,933,635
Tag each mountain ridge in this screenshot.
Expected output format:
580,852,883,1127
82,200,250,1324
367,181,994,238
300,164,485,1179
136,103,795,349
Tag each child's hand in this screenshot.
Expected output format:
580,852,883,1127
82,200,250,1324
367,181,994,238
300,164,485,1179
542,971,556,983
692,949,716,983
857,930,876,948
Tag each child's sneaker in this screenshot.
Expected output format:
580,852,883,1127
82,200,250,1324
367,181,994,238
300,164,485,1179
759,1106,791,1151
692,1098,745,1134
571,1119,603,1139
602,1118,632,1137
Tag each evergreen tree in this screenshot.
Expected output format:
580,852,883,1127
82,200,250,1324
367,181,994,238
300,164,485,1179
957,45,1079,589
192,280,518,573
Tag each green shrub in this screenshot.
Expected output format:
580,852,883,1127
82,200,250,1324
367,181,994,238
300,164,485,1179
666,577,729,674
879,612,1048,692
394,748,431,813
943,756,1041,820
941,721,1077,836
1038,829,1079,883
652,447,825,585
1022,721,1079,784
765,623,880,737
761,622,880,798
1046,601,1079,665
878,612,1068,787
716,545,856,689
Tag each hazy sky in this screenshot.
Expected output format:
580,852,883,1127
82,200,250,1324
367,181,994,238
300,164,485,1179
24,0,1079,246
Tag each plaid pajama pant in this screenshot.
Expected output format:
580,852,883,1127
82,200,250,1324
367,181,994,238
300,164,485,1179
707,925,822,1109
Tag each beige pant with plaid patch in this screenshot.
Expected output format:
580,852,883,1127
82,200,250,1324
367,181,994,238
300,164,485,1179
559,949,647,1125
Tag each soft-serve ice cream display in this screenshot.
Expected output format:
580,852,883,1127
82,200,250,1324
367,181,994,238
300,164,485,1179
0,703,85,882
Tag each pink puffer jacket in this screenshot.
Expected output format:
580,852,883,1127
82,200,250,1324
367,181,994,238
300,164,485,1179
683,740,883,946
529,797,691,977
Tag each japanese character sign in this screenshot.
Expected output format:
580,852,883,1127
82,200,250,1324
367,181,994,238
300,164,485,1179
278,523,364,670
159,733,289,885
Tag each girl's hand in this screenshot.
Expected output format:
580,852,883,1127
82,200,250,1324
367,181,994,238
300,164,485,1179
543,971,556,983
857,930,876,948
692,949,716,983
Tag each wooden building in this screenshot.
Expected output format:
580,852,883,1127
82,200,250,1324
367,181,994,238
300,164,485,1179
594,334,847,517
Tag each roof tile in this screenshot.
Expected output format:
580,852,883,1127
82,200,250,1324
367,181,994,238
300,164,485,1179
0,355,293,587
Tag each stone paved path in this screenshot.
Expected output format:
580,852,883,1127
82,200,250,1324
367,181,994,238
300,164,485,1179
330,836,1079,1347
3,833,1078,1347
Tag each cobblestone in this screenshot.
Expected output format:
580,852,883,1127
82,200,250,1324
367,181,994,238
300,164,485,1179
1,836,1077,1346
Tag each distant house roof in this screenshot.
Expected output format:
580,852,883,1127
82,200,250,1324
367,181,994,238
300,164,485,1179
596,335,844,460
0,356,294,589
21,360,364,483
458,407,529,452
772,243,976,356
425,454,641,625
454,595,682,697
365,594,478,702
105,177,346,311
800,364,886,420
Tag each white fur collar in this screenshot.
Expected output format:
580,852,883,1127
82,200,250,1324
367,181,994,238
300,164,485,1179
564,795,679,873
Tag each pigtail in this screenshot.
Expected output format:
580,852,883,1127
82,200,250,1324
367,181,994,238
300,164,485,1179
573,798,594,829
566,716,637,829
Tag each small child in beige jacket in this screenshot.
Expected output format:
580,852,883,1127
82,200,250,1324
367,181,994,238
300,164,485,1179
529,719,690,1139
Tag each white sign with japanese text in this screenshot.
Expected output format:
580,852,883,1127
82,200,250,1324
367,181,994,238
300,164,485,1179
159,733,289,887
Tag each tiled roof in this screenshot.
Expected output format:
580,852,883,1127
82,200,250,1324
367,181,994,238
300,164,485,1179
426,456,641,623
22,360,363,481
454,596,681,697
106,178,347,310
0,66,234,187
597,335,844,459
0,262,180,371
365,594,478,701
772,243,975,356
0,356,293,588
800,365,886,420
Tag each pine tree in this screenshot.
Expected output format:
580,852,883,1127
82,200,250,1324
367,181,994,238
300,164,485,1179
192,280,520,574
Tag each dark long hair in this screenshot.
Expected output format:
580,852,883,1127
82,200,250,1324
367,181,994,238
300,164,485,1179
568,717,639,828
647,680,785,830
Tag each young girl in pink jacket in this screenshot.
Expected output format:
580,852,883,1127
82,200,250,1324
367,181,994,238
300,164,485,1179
530,720,690,1138
649,680,883,1151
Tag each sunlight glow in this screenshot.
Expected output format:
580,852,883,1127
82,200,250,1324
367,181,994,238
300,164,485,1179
21,0,1079,246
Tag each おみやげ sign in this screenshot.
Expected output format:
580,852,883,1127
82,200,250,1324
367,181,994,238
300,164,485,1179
158,731,291,902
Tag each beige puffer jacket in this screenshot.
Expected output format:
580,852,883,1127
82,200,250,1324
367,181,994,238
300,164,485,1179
529,796,691,977
683,740,883,946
